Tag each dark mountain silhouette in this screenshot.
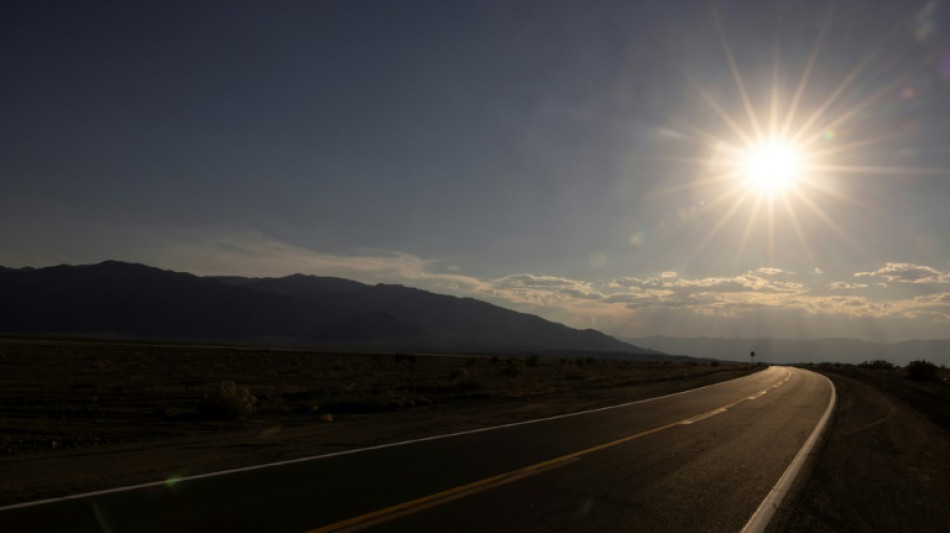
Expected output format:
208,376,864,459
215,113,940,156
0,261,308,339
0,261,663,356
214,274,367,295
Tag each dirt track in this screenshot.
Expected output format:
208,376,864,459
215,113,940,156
773,370,950,532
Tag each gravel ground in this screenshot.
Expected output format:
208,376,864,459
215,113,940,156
771,370,950,532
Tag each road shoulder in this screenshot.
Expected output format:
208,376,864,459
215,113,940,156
769,371,950,532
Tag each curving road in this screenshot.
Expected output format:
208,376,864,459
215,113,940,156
1,366,833,533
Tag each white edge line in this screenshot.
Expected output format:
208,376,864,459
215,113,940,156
0,368,773,513
739,370,837,533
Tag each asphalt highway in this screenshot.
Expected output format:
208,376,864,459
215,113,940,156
1,366,833,532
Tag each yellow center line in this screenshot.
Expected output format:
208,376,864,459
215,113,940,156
306,371,791,533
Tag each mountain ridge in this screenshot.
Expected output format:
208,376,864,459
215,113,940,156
0,261,665,357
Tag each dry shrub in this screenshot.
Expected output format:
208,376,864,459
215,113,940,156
906,360,939,382
498,360,522,377
448,367,470,381
562,368,584,381
198,381,256,420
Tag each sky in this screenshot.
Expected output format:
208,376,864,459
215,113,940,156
3,0,950,342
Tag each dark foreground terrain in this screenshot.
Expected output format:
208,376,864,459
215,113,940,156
0,339,751,506
4,340,948,531
773,365,950,532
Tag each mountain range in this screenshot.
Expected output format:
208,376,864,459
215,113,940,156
629,335,950,367
0,261,666,357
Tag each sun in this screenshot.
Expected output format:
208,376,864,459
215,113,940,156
738,139,807,196
649,3,949,271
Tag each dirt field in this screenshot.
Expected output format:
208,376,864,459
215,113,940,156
772,366,950,532
0,339,757,506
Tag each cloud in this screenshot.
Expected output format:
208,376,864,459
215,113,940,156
603,293,652,304
828,281,869,291
610,271,803,295
132,227,492,297
915,292,950,304
559,288,606,300
855,262,950,284
494,274,585,289
673,274,803,294
798,295,893,318
486,274,605,307
595,265,950,339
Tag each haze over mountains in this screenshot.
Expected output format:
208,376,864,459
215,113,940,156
630,336,950,367
0,261,665,357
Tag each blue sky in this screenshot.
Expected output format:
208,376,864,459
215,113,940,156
4,0,950,341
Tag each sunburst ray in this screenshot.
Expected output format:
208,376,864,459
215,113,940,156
661,1,947,271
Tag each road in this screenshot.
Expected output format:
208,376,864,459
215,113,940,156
1,366,833,532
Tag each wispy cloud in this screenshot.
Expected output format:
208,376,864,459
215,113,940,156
608,270,803,294
828,281,870,291
855,262,950,284
139,228,492,296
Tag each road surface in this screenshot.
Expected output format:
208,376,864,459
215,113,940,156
1,366,833,532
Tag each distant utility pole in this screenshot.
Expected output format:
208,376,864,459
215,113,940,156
749,351,756,366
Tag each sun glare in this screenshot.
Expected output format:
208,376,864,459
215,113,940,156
738,140,806,195
652,4,950,271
